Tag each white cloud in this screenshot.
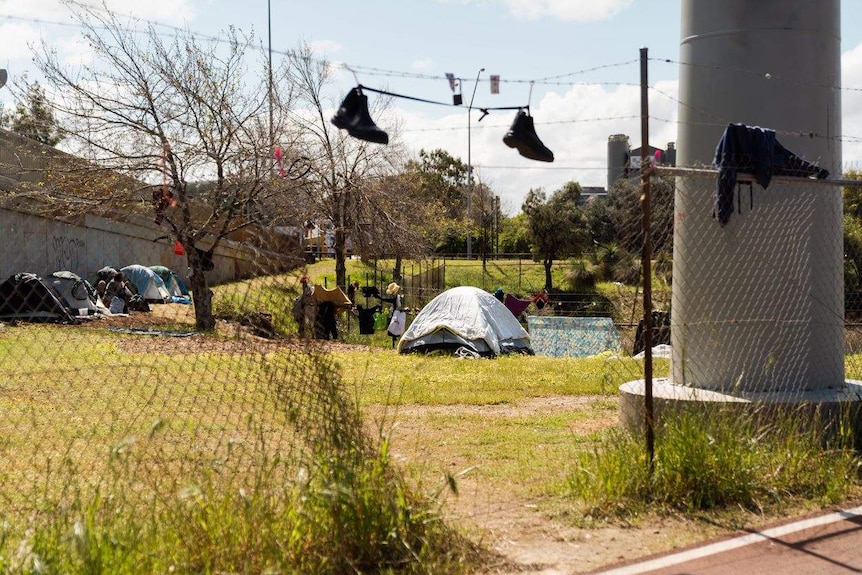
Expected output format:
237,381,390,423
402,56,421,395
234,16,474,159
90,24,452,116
411,58,435,72
54,35,95,67
0,21,42,61
309,40,343,57
842,41,862,173
105,0,195,22
467,0,634,22
0,0,71,21
0,0,195,26
395,79,678,214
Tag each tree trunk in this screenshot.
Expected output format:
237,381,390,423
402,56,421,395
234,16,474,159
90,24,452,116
544,258,553,291
393,255,403,282
188,247,216,331
482,225,488,270
334,228,347,289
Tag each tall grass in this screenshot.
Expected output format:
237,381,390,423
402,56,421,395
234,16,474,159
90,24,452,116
4,440,474,574
568,405,862,519
0,326,479,574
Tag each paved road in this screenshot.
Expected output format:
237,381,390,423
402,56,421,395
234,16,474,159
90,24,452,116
592,504,862,574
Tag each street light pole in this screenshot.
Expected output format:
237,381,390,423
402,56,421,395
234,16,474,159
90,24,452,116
267,0,274,162
466,67,484,260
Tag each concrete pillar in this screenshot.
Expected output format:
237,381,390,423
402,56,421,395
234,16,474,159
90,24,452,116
672,0,843,392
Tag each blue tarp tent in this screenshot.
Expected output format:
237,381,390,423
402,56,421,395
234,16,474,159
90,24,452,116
121,265,171,303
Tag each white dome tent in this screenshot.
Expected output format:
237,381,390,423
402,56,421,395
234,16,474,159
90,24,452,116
398,286,533,357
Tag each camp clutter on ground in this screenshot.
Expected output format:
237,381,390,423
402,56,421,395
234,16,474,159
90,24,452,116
291,280,640,359
0,264,190,323
0,266,645,359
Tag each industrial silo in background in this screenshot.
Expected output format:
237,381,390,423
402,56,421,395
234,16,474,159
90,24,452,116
607,134,630,191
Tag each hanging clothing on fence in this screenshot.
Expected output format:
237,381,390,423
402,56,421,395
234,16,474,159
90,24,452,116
357,305,381,335
712,123,829,226
380,282,405,347
504,293,531,319
315,301,338,340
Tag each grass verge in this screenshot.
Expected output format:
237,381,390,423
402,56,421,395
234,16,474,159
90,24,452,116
567,405,862,521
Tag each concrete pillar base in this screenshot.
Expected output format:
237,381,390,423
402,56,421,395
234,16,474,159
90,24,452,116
619,379,862,446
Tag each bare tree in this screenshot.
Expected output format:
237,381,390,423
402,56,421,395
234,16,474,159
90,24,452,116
30,2,301,330
284,45,431,287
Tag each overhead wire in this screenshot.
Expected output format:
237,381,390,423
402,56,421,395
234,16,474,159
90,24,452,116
9,10,862,169
8,11,862,98
400,115,641,133
1,13,649,90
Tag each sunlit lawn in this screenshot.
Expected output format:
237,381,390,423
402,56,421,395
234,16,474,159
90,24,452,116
0,322,661,510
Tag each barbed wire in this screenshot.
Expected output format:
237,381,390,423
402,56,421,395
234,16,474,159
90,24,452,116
347,63,641,87
2,13,636,88
651,56,862,94
647,85,862,146
473,164,605,171
8,12,862,96
8,12,862,167
468,160,862,175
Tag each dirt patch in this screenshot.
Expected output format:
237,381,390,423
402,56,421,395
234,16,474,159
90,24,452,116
368,397,723,574
74,305,376,355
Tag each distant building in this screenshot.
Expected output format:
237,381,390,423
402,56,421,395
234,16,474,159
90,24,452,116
302,221,353,260
607,134,676,191
578,186,607,207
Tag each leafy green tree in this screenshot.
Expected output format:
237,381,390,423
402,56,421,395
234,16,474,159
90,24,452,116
472,180,501,267
522,181,588,290
843,170,862,297
499,212,531,254
411,149,468,215
844,215,862,293
402,148,470,253
582,193,615,248
7,80,64,146
844,170,862,220
605,175,675,256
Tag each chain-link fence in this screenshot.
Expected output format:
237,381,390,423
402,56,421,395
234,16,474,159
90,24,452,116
0,233,466,572
613,166,862,456
6,163,862,570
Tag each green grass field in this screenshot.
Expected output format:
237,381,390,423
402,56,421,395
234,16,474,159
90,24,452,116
1,257,860,573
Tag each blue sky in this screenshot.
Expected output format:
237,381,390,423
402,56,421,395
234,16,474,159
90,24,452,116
3,1,862,213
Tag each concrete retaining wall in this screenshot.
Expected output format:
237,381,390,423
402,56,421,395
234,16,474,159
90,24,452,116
0,206,282,286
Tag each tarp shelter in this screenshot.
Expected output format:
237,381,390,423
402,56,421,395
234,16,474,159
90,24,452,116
49,271,110,316
0,273,78,323
149,265,190,302
399,286,533,357
121,265,171,303
312,285,352,312
526,316,620,358
95,266,119,284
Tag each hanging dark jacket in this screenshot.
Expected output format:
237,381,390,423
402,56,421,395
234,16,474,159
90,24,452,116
713,123,829,225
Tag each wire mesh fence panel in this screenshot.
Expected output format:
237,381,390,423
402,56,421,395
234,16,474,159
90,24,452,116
668,170,846,395
0,225,456,573
10,158,862,571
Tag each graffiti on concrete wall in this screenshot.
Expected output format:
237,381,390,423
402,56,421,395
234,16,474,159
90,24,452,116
51,235,85,272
